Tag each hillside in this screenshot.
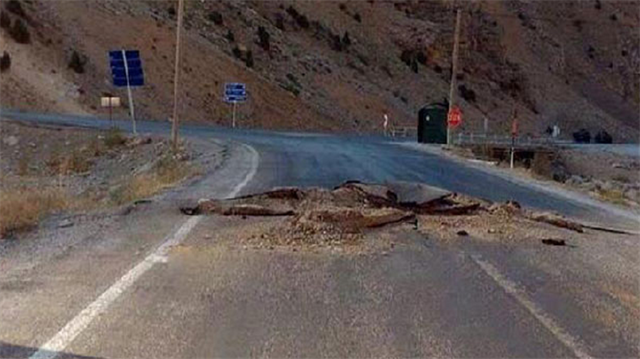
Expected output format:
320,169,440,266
0,0,638,141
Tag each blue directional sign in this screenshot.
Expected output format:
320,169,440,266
224,82,246,103
109,50,145,87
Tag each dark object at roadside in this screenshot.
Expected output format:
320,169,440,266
274,13,285,30
167,6,176,17
286,6,309,29
594,130,613,144
245,50,254,68
225,29,235,42
541,239,566,246
9,17,29,44
353,13,362,23
457,230,469,236
0,51,11,72
572,129,591,143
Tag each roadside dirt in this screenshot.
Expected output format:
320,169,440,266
0,120,216,239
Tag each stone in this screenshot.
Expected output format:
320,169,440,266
3,135,18,146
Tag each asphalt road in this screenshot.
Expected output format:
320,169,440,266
1,110,639,359
1,110,637,227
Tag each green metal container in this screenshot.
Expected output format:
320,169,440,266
418,103,448,144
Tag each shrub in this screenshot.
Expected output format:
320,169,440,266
0,11,10,29
208,11,223,25
225,29,235,42
330,33,343,51
104,127,126,149
458,84,476,102
5,0,25,18
342,31,351,46
274,13,285,30
0,187,69,238
0,51,10,72
68,50,86,74
9,18,29,43
257,26,270,51
245,50,254,68
286,6,309,28
400,49,419,73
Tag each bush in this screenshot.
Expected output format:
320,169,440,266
225,29,235,42
9,18,29,43
400,49,419,73
0,51,10,72
68,50,86,74
274,13,285,30
5,0,25,18
245,50,254,68
104,127,126,149
0,187,69,238
342,31,351,46
458,84,476,102
257,26,270,51
286,6,309,28
208,11,223,25
0,11,10,29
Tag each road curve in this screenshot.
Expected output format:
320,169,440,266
1,109,636,229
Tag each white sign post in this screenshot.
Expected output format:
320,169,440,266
101,96,121,128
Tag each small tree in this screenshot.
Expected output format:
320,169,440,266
0,51,11,72
9,18,29,43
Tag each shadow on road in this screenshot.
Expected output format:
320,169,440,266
0,341,103,359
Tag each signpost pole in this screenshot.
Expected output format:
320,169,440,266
121,50,136,136
447,8,462,146
171,0,185,152
232,102,237,128
109,100,113,128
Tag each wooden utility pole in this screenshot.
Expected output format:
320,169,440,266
447,8,462,146
171,0,185,151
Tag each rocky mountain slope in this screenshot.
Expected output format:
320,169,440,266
0,0,638,140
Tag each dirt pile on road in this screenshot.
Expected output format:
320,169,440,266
183,181,617,249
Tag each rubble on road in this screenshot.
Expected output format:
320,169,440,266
182,181,615,249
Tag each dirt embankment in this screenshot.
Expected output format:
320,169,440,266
0,120,202,239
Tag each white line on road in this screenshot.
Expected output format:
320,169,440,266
471,255,593,359
30,143,260,359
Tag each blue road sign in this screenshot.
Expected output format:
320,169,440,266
224,83,246,103
109,50,145,88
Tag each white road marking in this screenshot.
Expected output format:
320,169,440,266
471,255,593,359
30,143,260,359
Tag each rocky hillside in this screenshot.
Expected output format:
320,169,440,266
0,0,638,141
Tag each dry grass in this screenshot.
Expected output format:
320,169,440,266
0,186,70,238
109,154,192,205
596,188,627,205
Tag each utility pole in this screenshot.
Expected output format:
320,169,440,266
447,8,462,146
171,0,185,152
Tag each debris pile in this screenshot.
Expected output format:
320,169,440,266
181,181,617,249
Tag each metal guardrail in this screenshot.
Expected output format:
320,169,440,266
452,133,572,147
388,127,417,138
